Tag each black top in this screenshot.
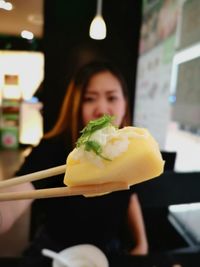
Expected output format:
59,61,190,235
17,137,133,254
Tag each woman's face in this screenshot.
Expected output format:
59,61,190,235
82,71,126,127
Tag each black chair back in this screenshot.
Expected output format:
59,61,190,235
135,171,200,207
161,151,177,171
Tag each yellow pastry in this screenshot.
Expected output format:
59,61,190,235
64,115,164,188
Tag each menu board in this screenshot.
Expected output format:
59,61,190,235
134,39,174,149
134,0,179,149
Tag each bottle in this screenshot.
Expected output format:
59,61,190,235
0,74,22,149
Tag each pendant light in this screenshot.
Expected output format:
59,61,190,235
89,0,106,40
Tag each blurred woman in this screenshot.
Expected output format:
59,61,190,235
1,61,148,266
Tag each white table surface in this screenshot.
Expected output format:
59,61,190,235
168,202,200,247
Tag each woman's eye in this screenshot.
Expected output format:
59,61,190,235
83,96,96,102
108,96,118,102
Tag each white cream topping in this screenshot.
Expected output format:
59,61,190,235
71,126,148,167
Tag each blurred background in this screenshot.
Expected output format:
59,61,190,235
0,0,141,147
1,0,200,262
1,0,200,172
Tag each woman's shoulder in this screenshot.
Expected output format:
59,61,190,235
17,137,71,175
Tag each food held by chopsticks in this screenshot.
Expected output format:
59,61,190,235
0,115,164,200
64,115,164,191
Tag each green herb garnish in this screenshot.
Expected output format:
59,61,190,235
84,140,110,160
76,115,116,160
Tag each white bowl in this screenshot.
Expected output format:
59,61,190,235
52,244,109,267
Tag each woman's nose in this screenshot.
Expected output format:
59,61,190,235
94,100,110,118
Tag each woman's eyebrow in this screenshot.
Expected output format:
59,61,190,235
86,88,120,94
85,91,98,95
106,89,121,94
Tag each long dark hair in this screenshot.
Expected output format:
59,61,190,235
45,61,132,146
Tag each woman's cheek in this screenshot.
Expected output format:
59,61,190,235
82,105,93,125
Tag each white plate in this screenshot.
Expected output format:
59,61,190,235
52,244,109,267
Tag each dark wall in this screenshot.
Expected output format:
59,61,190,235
0,35,43,51
42,0,142,132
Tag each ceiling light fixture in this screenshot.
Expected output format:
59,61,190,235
0,0,13,11
21,30,34,40
89,0,106,40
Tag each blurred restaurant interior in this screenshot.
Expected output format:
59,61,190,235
0,0,200,266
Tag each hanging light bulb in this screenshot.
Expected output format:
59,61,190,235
89,0,106,40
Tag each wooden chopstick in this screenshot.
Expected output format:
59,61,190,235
0,164,129,201
0,182,130,201
0,165,66,189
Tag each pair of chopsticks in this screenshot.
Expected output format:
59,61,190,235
0,165,129,201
